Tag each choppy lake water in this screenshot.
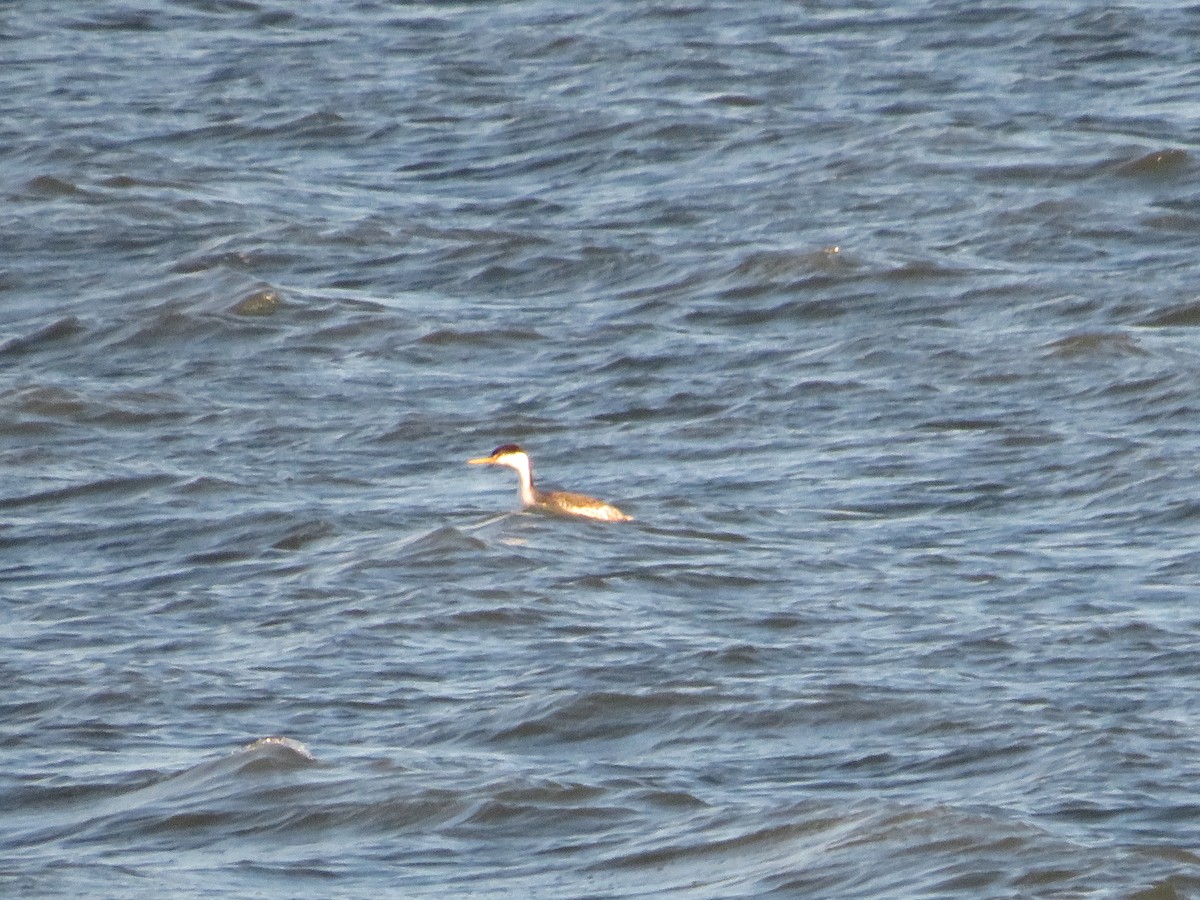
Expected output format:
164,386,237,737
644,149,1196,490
6,2,1200,896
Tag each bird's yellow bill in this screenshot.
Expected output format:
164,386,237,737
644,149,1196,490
467,456,495,465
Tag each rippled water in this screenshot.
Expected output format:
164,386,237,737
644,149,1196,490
6,2,1200,896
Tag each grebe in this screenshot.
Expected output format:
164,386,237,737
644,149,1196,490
468,444,633,522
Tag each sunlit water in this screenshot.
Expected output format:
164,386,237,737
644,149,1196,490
5,2,1200,896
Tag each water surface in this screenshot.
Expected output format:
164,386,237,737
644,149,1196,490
5,2,1200,896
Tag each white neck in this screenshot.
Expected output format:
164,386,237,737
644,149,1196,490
502,454,537,507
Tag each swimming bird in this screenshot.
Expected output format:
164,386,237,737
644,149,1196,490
468,444,633,522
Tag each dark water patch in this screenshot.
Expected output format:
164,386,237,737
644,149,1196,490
418,327,544,347
1138,300,1200,327
636,524,750,544
0,473,176,510
172,247,292,275
1138,499,1200,527
2,384,191,428
716,274,849,303
180,510,331,565
1112,148,1190,179
1141,211,1200,232
95,288,322,356
906,738,1032,779
1130,874,1200,900
706,92,763,108
96,306,228,354
435,604,553,629
177,475,243,496
271,520,334,552
1090,374,1179,402
729,246,851,282
881,259,970,281
462,792,625,832
490,689,727,746
66,10,161,32
993,198,1089,230
19,175,87,198
1044,331,1148,358
0,317,87,356
685,293,862,327
597,565,773,593
97,174,184,191
593,396,730,424
692,642,767,670
229,286,283,317
267,110,357,141
974,158,1104,185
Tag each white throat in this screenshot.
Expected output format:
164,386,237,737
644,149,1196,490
500,453,537,507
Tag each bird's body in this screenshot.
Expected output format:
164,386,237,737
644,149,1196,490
468,444,633,522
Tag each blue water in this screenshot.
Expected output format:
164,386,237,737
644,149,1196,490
5,2,1200,896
